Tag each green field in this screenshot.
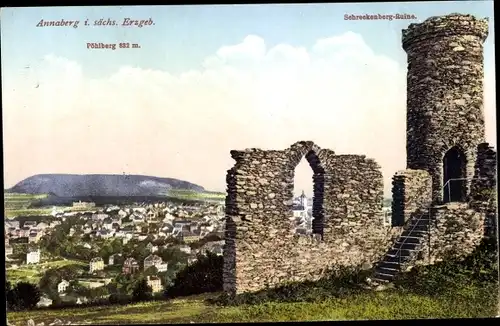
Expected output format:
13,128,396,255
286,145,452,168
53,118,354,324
7,260,88,284
168,190,225,201
6,286,496,325
5,208,55,219
4,192,95,218
4,193,51,218
4,193,49,208
6,268,41,284
4,191,224,218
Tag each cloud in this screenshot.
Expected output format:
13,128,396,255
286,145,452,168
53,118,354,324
2,32,496,198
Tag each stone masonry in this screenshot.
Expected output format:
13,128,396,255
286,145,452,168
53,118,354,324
470,143,497,199
224,14,496,293
403,14,489,202
372,14,495,283
391,169,433,226
419,203,486,265
470,143,498,238
223,141,393,294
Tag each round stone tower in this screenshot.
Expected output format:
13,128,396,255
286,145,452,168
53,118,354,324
402,13,489,203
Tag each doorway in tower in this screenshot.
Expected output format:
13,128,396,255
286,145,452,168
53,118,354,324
442,146,467,203
292,153,322,237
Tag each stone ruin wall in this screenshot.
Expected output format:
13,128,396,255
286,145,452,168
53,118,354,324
222,14,496,295
391,169,433,226
392,143,497,269
414,203,486,266
403,14,489,202
470,143,497,238
223,141,393,294
470,143,497,199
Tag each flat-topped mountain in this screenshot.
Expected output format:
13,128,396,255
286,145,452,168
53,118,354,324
7,174,205,197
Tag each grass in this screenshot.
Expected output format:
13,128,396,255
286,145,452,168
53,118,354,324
4,208,54,219
78,281,106,288
4,193,49,211
4,205,89,219
40,259,88,268
4,191,102,219
4,192,55,218
6,268,41,283
4,190,223,218
168,190,225,201
7,284,497,325
4,193,49,200
7,259,88,284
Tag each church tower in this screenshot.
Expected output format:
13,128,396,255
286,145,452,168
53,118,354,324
402,14,489,203
300,190,308,211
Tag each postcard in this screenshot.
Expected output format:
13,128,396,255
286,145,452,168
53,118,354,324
2,1,498,324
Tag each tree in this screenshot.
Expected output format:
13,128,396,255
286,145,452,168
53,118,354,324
68,280,89,297
6,286,21,311
8,282,41,311
110,238,124,254
159,247,188,266
153,238,167,247
132,278,152,302
165,251,223,298
89,286,108,300
98,242,114,260
38,270,60,296
143,266,158,277
113,273,137,295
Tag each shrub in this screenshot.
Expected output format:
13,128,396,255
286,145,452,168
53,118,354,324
208,265,372,306
132,278,153,302
394,238,498,296
109,293,133,305
165,251,223,298
7,282,41,311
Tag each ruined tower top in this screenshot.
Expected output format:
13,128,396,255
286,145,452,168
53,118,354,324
402,13,489,51
403,13,489,203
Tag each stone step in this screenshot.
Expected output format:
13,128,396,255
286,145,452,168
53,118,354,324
371,277,390,284
377,260,400,268
400,230,428,238
373,271,396,281
386,248,417,257
393,242,421,250
407,218,432,225
382,254,411,263
405,224,430,231
395,236,421,244
377,266,399,273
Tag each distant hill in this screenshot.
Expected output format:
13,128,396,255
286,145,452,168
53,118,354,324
7,174,205,197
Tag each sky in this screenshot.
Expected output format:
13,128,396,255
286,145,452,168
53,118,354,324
1,1,496,197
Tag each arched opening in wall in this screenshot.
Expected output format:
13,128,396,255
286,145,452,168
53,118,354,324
292,150,324,238
443,146,467,203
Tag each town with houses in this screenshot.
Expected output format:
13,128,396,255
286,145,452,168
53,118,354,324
5,199,227,307
5,191,392,308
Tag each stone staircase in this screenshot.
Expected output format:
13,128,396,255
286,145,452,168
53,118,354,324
371,176,495,285
371,210,432,283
